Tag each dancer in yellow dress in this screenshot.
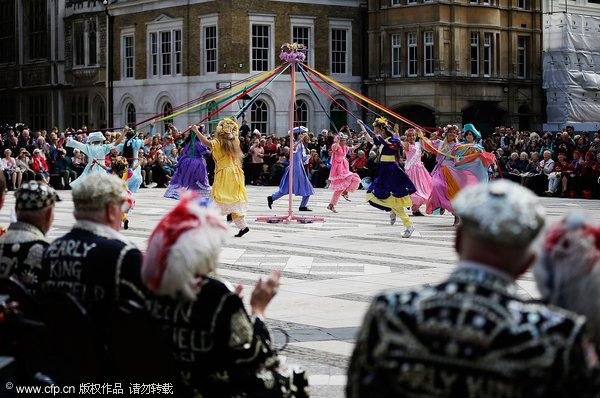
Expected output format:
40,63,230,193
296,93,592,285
192,119,249,237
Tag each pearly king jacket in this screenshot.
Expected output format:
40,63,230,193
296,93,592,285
347,263,600,398
40,220,146,327
0,221,49,294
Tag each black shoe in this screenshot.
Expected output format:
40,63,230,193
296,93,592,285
412,211,424,216
299,207,312,212
226,214,233,223
235,227,250,238
267,196,273,209
123,219,129,230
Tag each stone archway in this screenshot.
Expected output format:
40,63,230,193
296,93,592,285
395,105,436,130
462,103,507,137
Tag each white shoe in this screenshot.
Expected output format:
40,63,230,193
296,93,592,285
390,212,397,226
147,182,158,188
402,225,415,238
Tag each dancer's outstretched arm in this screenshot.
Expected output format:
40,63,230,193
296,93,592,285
191,125,211,149
113,127,127,147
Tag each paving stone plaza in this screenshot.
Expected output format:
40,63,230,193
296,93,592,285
3,186,598,398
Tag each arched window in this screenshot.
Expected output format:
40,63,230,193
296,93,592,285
251,99,268,135
330,99,347,132
126,103,136,128
162,102,173,133
295,100,308,129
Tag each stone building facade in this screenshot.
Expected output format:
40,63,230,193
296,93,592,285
64,0,109,130
0,0,66,130
366,0,544,133
110,0,366,136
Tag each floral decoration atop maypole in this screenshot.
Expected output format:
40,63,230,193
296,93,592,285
279,43,307,64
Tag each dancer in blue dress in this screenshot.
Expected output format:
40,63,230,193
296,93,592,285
164,125,212,200
360,118,417,238
66,129,125,190
120,130,151,193
267,127,314,211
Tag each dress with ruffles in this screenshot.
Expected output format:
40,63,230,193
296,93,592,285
366,136,416,211
405,142,433,210
328,143,360,193
164,140,212,200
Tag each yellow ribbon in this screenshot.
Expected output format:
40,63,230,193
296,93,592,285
152,66,282,125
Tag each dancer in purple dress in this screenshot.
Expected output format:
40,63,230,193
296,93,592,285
164,125,212,200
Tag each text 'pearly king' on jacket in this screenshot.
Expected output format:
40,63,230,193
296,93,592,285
347,266,600,398
40,220,146,327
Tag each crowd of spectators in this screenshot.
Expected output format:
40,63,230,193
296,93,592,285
2,121,599,199
0,123,181,191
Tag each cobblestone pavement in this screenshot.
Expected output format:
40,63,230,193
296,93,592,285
3,185,598,398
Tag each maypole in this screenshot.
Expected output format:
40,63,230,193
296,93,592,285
256,43,324,224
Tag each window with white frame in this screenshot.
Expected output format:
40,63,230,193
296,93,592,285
73,19,98,67
424,31,434,76
391,0,401,4
251,99,269,134
331,29,347,74
407,0,416,4
162,102,173,133
517,0,527,8
122,35,134,79
518,36,527,78
204,25,217,73
470,32,479,76
484,33,492,76
295,100,308,128
483,0,490,5
251,24,270,71
148,20,183,78
330,19,352,75
293,26,310,64
391,34,401,77
407,33,417,77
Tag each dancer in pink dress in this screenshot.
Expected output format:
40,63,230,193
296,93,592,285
327,134,361,213
402,128,433,216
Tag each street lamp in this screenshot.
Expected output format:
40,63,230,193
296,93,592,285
237,93,252,121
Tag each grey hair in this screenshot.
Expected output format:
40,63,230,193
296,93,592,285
72,174,128,220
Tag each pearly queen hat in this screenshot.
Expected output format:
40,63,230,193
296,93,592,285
15,181,61,211
87,131,106,143
452,180,545,246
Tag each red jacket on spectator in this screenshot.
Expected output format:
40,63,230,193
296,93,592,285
32,154,49,173
351,156,367,171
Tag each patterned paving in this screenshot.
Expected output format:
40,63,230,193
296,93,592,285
1,185,598,398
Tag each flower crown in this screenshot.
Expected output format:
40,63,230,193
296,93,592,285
216,118,239,140
372,117,391,129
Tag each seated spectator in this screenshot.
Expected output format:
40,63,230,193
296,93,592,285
166,147,178,167
580,150,600,198
256,163,271,186
366,151,378,180
555,131,576,160
351,150,368,178
16,148,35,183
548,153,574,197
71,148,86,176
2,149,22,190
40,174,146,328
54,148,78,190
516,152,530,173
505,152,519,174
142,196,308,398
0,182,58,294
148,150,169,188
348,180,598,397
308,150,322,186
534,213,600,348
31,149,50,184
269,155,287,186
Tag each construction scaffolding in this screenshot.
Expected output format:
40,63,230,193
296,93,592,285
543,12,600,130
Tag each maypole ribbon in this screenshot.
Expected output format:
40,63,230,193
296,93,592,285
297,64,339,133
234,64,291,119
153,65,285,125
303,65,434,134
